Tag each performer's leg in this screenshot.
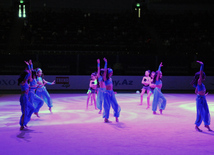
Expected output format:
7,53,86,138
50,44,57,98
86,92,91,109
103,93,111,122
110,92,121,122
140,89,146,105
195,97,203,131
152,88,159,114
147,90,152,109
159,91,166,114
92,93,97,110
34,94,44,117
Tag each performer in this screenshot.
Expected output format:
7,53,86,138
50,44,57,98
147,71,156,109
103,58,121,122
152,62,166,114
36,68,55,113
86,72,98,110
27,60,44,117
18,62,35,130
96,59,106,114
190,61,212,132
140,70,151,108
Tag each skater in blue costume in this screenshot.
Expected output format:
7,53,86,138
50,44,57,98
96,59,106,114
190,61,212,132
140,70,151,108
146,71,156,109
27,60,44,117
18,62,35,130
102,58,121,123
86,72,98,110
152,62,166,115
36,68,55,113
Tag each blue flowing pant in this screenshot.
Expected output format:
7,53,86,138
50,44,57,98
19,94,35,126
96,88,106,110
103,90,121,119
29,89,44,113
195,95,211,126
152,88,166,112
36,87,53,108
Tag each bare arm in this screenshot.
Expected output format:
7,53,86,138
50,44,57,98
103,58,107,81
141,77,145,84
43,79,55,85
197,61,203,86
156,62,163,82
97,59,100,78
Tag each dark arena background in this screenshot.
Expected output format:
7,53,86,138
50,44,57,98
1,0,214,155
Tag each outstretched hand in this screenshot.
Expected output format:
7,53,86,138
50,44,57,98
24,61,29,65
97,59,100,64
52,80,55,85
103,57,107,62
29,60,32,65
196,61,203,65
159,62,163,67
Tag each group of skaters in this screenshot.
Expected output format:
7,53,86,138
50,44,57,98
140,61,212,132
18,59,212,132
18,60,55,130
139,62,166,115
86,58,121,123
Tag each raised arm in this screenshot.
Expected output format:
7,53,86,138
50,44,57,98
97,59,100,78
197,61,204,86
29,59,33,71
24,60,30,70
156,62,163,82
103,58,107,81
24,60,31,82
43,79,55,85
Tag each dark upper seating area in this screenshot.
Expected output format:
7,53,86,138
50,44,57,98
1,7,214,75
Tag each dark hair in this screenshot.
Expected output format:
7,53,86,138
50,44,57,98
190,71,206,87
150,71,155,81
153,71,162,84
36,68,44,78
18,71,28,86
146,70,151,74
106,68,113,80
90,72,97,81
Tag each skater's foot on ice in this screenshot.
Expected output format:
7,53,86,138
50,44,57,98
49,107,52,113
115,117,119,122
34,112,40,118
98,110,102,114
205,125,212,131
146,106,150,109
153,111,157,114
159,109,163,115
195,126,202,132
20,126,24,130
139,103,142,106
104,118,111,123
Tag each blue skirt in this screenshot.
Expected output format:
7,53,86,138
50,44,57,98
103,90,121,119
195,95,211,126
36,86,53,108
96,88,106,110
19,94,34,126
152,88,166,112
29,89,44,113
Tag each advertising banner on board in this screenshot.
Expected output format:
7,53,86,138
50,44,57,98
1,75,214,91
